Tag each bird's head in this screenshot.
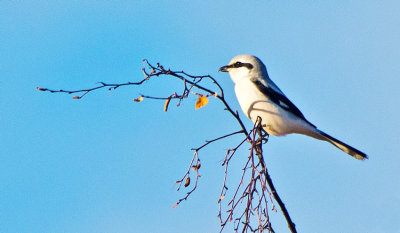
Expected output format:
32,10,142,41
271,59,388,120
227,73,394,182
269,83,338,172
219,55,268,83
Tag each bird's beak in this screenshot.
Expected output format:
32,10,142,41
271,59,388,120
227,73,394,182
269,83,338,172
219,65,230,72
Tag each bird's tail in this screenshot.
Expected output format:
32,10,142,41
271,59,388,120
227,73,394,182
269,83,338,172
316,130,368,160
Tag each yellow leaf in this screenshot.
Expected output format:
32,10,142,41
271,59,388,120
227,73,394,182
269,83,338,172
219,195,225,200
164,96,172,112
195,96,208,110
133,96,143,102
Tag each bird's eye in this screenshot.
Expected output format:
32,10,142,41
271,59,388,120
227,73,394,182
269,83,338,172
233,61,242,67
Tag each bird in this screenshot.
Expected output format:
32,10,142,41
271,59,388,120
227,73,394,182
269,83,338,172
219,55,367,160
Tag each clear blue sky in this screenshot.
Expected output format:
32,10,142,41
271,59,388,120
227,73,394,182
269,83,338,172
1,1,399,232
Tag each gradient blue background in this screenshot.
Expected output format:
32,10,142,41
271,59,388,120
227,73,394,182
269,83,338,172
1,1,399,232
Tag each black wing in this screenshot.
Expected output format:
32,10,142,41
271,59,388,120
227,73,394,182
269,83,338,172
252,79,315,128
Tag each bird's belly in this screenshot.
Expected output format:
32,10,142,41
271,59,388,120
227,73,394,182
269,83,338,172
248,101,295,136
235,83,301,136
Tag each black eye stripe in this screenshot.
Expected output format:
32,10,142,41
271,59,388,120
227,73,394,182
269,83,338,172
231,62,253,69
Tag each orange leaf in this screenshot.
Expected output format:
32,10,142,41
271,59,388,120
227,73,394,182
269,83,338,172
172,203,179,209
133,96,144,102
164,96,172,112
184,177,190,187
195,96,208,110
192,163,201,171
72,96,80,99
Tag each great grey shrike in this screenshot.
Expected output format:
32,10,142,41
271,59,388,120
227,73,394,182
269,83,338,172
219,55,367,160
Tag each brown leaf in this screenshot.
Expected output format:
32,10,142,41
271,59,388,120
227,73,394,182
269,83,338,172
195,96,209,110
133,96,144,102
192,163,201,171
164,96,172,112
72,96,80,99
184,177,190,187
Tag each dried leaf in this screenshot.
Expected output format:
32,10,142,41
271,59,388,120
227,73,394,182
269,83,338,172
214,92,218,98
219,195,225,200
133,96,144,102
172,203,179,209
164,96,172,112
195,96,208,110
192,163,201,171
184,177,190,187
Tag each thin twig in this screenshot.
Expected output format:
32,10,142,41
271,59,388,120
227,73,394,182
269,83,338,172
192,130,245,151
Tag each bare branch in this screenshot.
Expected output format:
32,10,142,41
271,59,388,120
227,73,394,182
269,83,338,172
173,151,201,209
37,60,296,233
218,119,277,233
253,117,296,233
192,130,245,151
36,79,149,99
